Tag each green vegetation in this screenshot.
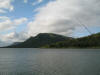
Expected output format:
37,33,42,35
43,33,100,48
6,32,100,48
6,33,72,48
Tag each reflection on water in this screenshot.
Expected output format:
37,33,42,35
0,49,100,75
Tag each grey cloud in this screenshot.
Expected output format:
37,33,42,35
75,0,100,26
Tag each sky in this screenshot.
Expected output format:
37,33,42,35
0,0,100,46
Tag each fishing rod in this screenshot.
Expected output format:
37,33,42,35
75,19,92,35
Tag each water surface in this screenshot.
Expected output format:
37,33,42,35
0,49,100,75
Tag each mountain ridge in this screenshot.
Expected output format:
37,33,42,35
5,32,100,48
6,33,72,48
43,33,100,48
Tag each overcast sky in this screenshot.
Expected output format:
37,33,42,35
0,0,100,46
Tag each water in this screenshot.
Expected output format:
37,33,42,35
0,49,100,75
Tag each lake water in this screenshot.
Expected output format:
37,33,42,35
0,49,100,75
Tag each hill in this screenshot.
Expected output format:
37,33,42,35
6,33,72,48
43,33,100,48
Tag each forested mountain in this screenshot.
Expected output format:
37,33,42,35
5,32,100,48
43,33,100,48
6,33,72,48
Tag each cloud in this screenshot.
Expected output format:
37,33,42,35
28,0,79,36
32,0,43,6
74,0,100,26
28,0,100,36
38,0,43,3
0,16,28,46
1,0,100,46
0,19,12,31
24,0,28,3
14,18,28,25
0,40,11,47
0,32,29,47
0,9,6,13
0,16,28,32
0,16,9,21
0,0,14,13
1,32,28,42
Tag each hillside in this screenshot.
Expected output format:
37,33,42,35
6,33,72,48
43,33,100,48
5,32,100,48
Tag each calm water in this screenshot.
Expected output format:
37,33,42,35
0,49,100,75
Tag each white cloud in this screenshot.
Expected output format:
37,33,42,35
0,9,6,13
0,40,11,47
0,16,9,21
1,0,100,46
38,0,42,3
1,32,28,42
0,17,28,46
24,0,28,3
32,0,43,6
14,18,28,25
28,0,79,36
0,32,29,47
9,6,14,11
0,16,28,32
0,0,14,13
0,19,12,31
28,0,100,36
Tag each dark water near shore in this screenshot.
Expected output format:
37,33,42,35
0,49,100,75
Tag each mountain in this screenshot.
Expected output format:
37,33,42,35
43,33,100,48
5,32,100,48
11,42,21,45
6,33,72,48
